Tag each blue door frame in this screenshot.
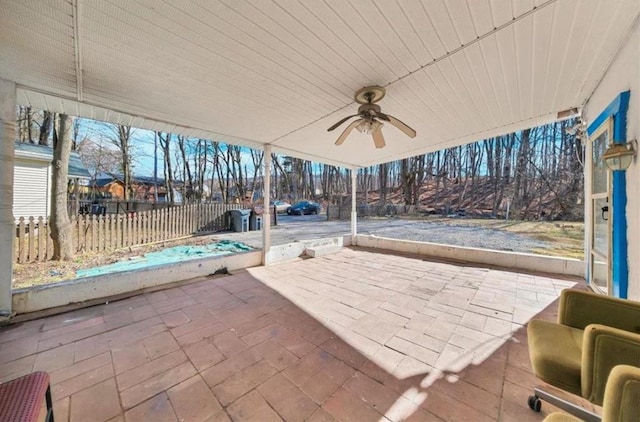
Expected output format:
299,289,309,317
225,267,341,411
587,91,630,298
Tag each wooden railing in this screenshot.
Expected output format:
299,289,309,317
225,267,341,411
14,203,240,263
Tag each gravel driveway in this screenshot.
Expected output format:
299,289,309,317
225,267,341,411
217,214,549,253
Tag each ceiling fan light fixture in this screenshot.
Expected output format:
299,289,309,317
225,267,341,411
356,119,383,135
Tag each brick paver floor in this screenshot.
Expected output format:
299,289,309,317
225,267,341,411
0,247,598,421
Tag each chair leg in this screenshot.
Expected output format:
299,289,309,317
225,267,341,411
529,387,600,422
45,384,54,422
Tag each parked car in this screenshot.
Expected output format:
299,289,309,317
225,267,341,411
287,201,321,215
270,200,291,214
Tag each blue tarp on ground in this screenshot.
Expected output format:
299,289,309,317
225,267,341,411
76,240,253,278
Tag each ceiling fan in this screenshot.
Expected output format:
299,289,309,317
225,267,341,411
328,86,416,149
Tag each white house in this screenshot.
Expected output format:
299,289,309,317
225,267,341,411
13,141,91,221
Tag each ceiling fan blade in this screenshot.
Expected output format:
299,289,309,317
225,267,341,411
335,119,363,146
386,114,417,138
327,114,360,132
373,110,390,121
372,127,386,149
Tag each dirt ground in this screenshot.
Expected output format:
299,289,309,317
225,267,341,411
11,234,233,289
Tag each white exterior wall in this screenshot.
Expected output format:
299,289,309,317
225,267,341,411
583,19,640,300
0,79,16,315
13,159,50,220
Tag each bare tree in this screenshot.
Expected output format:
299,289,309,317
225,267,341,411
247,149,262,198
117,125,133,200
99,124,135,200
77,137,120,178
50,114,74,260
39,111,53,145
157,131,175,205
177,135,194,202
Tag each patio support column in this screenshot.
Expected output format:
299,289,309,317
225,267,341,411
262,144,271,266
0,79,16,317
351,169,357,244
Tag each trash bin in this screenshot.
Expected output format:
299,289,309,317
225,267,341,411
250,214,262,231
250,206,264,231
230,209,250,232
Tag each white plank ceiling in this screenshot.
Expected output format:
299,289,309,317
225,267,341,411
1,0,638,168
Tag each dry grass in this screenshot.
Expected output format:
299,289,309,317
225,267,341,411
424,217,584,259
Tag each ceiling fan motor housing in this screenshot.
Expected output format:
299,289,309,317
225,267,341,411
358,103,381,116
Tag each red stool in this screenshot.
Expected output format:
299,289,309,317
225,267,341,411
0,371,54,422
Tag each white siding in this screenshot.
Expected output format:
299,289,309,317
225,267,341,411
584,19,640,300
13,160,50,221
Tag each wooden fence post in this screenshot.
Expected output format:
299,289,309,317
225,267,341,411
46,218,53,259
90,214,97,252
28,217,35,263
37,216,45,261
107,214,113,250
17,217,25,263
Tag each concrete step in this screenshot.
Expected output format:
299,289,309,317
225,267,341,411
305,244,343,258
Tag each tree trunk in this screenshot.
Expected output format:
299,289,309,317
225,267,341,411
118,125,132,200
158,132,174,205
177,135,194,202
50,114,74,260
39,111,53,145
378,163,387,205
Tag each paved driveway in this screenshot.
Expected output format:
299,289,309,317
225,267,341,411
220,215,549,253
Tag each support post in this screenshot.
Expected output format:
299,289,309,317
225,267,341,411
262,145,271,265
0,79,16,317
351,169,357,245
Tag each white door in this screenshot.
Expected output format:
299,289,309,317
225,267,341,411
589,119,612,294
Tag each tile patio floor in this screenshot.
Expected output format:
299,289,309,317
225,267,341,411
0,247,598,421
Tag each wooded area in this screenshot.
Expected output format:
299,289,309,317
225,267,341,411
17,107,584,225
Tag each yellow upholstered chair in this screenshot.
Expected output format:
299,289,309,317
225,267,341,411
527,289,640,420
543,364,640,422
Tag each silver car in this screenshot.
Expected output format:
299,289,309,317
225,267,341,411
271,200,291,214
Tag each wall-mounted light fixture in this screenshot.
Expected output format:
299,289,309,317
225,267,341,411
603,140,637,171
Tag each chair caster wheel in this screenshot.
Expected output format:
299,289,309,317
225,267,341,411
528,395,542,412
